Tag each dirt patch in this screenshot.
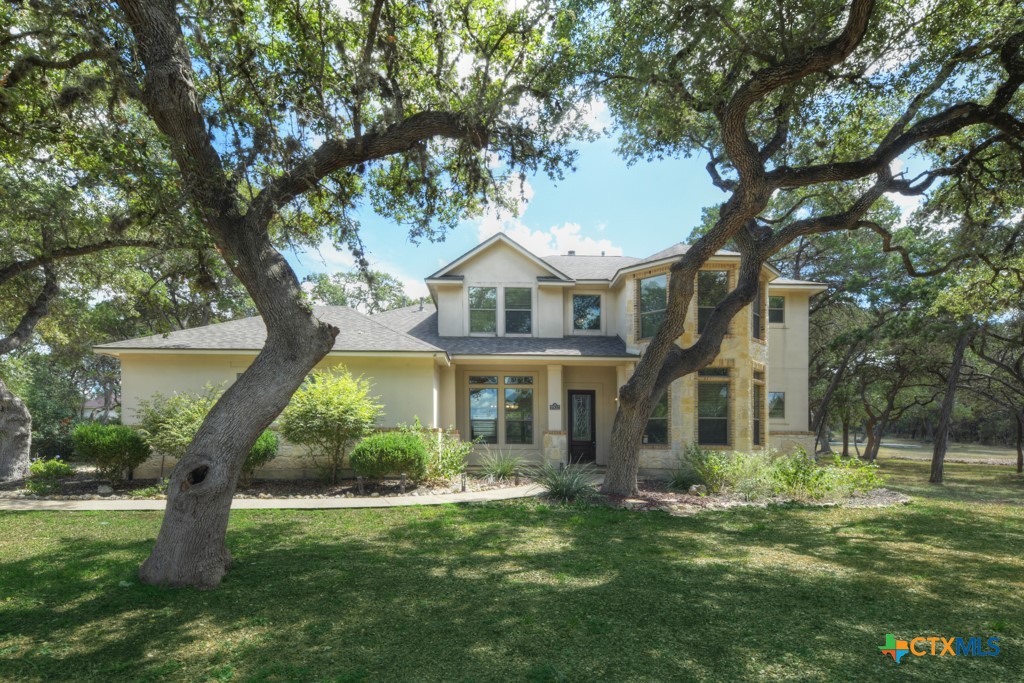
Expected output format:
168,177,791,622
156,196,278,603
595,480,911,516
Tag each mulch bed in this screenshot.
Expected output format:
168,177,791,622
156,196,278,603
0,467,526,501
594,479,911,516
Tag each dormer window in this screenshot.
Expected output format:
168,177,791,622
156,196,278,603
469,287,497,333
504,287,532,334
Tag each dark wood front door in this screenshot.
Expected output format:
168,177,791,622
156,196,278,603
567,390,596,464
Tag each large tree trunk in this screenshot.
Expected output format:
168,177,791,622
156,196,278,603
0,376,32,481
817,418,832,454
138,298,336,588
842,419,850,457
929,329,972,484
604,398,651,497
863,420,885,462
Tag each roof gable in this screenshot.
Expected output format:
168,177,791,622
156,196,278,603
427,232,571,282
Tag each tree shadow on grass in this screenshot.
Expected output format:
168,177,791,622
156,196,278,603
0,502,1021,682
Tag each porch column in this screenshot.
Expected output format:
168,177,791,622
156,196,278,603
546,364,563,431
438,364,457,431
543,365,566,465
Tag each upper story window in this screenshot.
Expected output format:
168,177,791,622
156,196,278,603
752,282,764,340
469,287,497,333
768,391,785,419
697,270,729,334
769,296,785,324
573,294,601,331
504,287,532,334
638,274,668,338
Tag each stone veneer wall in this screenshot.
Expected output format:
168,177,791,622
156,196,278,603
626,263,779,477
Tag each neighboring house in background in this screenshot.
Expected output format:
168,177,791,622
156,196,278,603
95,233,825,479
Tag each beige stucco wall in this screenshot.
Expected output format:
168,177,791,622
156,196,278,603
562,365,618,465
118,352,440,479
766,289,813,434
432,240,567,337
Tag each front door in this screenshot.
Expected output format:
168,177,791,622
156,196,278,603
567,390,596,464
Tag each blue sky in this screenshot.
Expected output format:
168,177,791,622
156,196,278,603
286,104,728,298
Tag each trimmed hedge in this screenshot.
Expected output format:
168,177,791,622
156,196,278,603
349,431,427,481
71,423,150,484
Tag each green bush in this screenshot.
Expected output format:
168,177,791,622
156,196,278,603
241,430,279,487
136,387,221,478
280,369,383,484
71,423,150,484
478,447,523,482
349,431,428,481
681,446,886,501
24,457,75,495
425,429,471,481
529,462,597,502
680,444,730,494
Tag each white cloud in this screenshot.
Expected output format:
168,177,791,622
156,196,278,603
581,97,611,133
474,178,623,256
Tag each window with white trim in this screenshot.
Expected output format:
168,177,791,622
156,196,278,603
469,287,497,333
468,374,535,445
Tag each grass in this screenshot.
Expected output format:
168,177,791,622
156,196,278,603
1,459,1022,682
834,437,1020,462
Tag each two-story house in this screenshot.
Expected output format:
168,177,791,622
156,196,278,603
96,233,824,479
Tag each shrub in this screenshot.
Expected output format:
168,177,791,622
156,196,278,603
136,388,220,478
280,369,383,484
71,423,150,483
417,423,471,483
349,431,428,481
724,450,776,501
680,444,730,494
24,456,75,495
771,449,831,499
241,430,279,487
478,447,523,482
529,462,597,502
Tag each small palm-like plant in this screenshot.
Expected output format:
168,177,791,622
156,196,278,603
478,447,523,482
529,461,598,503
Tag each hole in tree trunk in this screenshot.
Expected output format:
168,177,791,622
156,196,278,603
187,465,209,486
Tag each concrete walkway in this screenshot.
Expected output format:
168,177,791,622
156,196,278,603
0,483,543,512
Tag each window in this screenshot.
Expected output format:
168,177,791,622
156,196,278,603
644,393,669,445
752,282,763,340
753,384,763,446
469,287,497,333
698,270,730,334
469,374,534,445
768,296,785,324
573,294,601,331
768,391,785,419
698,367,729,377
698,377,729,446
504,287,532,334
638,274,667,338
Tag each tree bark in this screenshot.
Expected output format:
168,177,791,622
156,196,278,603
0,376,32,481
842,419,850,457
817,418,832,454
929,329,973,484
1015,411,1023,475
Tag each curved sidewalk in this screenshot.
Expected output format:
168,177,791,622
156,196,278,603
0,483,543,512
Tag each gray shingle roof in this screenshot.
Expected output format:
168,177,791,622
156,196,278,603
641,242,740,262
540,255,642,280
372,305,637,358
95,306,443,353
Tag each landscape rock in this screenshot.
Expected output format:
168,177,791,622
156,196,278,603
97,485,114,495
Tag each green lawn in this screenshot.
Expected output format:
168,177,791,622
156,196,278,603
1,460,1022,682
840,436,1020,463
